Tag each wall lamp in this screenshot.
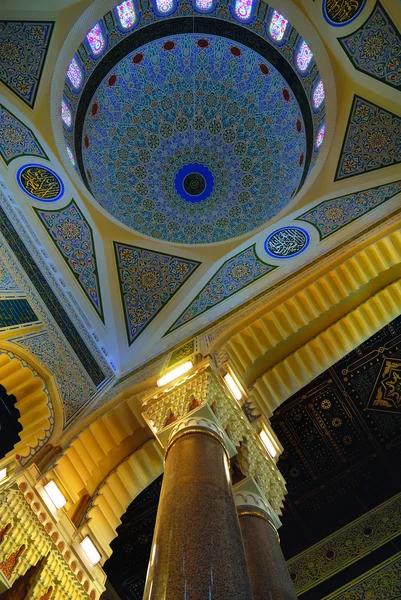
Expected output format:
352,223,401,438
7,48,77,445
157,360,193,387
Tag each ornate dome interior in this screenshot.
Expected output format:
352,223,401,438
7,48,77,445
57,1,328,245
0,0,401,598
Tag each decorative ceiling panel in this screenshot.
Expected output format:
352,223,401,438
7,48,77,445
34,200,104,322
335,95,401,181
114,242,201,345
270,314,401,558
166,244,275,334
81,34,307,244
0,104,48,165
0,21,54,108
297,180,401,239
339,2,401,92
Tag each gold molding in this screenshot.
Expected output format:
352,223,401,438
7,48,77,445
237,509,280,543
224,229,401,388
251,278,401,417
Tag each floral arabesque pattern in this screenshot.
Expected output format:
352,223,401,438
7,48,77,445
0,21,54,107
297,180,401,239
34,201,104,322
0,104,47,165
114,242,201,345
335,96,401,181
166,245,275,333
82,34,306,244
339,2,401,92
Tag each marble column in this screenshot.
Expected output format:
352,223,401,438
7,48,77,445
235,492,297,600
143,417,253,600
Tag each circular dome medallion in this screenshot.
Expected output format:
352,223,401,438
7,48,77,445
175,163,214,203
16,164,64,202
80,34,307,244
264,226,310,259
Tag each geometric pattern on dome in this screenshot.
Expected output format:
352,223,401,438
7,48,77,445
335,95,401,181
339,2,401,92
114,242,201,345
297,180,401,239
33,200,104,322
0,21,54,107
81,34,306,244
0,104,48,165
166,244,275,334
322,0,367,26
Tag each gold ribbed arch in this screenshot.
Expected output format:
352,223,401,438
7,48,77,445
0,346,58,465
218,229,401,416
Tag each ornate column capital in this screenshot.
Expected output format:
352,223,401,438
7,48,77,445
234,491,280,543
142,362,287,513
166,416,230,461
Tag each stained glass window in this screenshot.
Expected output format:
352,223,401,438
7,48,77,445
296,40,313,72
66,146,75,166
86,23,106,56
116,1,136,28
316,123,325,148
313,79,325,109
234,0,254,21
154,0,174,13
269,11,288,42
195,0,213,10
60,99,72,128
67,57,83,89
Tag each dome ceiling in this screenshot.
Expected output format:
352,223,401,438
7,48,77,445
59,0,327,245
82,34,306,244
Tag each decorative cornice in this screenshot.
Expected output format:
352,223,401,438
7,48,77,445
287,491,401,596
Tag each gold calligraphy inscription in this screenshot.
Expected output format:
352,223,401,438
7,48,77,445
20,166,61,200
325,0,364,24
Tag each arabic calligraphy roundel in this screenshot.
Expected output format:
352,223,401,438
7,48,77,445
264,226,310,259
16,164,64,202
323,0,366,27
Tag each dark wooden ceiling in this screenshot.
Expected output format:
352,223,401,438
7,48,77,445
104,314,401,597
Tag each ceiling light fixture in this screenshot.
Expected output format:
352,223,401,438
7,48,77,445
259,429,277,458
44,480,67,510
80,536,101,566
157,360,193,387
223,373,243,401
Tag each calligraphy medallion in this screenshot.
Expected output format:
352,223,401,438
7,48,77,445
323,0,366,26
16,164,64,202
264,226,310,259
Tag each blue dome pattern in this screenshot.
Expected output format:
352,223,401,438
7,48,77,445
82,34,306,244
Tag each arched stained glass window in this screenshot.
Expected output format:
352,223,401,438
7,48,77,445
86,23,106,56
313,79,325,109
316,123,325,148
154,0,175,14
61,99,72,128
233,0,254,21
269,10,288,42
296,40,313,72
66,146,76,166
67,57,83,90
116,1,136,28
195,0,214,11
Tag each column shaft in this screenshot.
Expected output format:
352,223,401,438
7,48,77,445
143,429,253,600
238,508,297,600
